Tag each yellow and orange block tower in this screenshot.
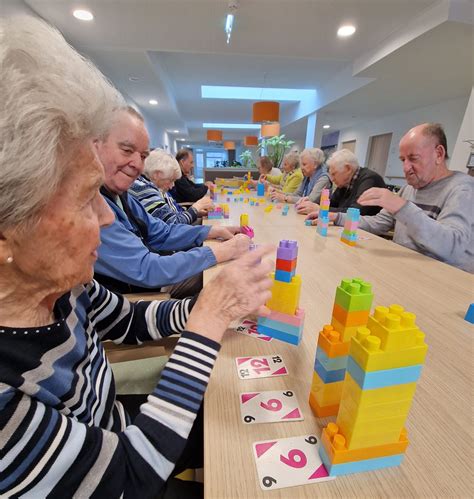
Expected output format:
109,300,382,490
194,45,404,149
310,278,373,417
319,304,428,475
257,240,304,345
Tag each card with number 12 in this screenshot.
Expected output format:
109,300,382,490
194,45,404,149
252,434,334,490
235,355,288,379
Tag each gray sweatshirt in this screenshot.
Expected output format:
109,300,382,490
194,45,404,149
334,172,474,273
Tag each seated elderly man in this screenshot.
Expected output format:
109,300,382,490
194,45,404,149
260,152,303,194
170,148,214,202
95,107,248,298
129,148,213,224
271,148,331,204
318,124,473,273
297,149,386,216
0,16,273,498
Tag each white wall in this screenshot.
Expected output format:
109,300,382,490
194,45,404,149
337,95,469,186
451,86,474,173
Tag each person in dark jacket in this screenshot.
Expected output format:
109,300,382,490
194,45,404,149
170,149,214,203
296,149,386,216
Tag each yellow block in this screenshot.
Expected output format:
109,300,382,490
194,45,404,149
266,273,301,315
342,394,413,421
331,316,360,343
310,370,344,406
240,213,249,226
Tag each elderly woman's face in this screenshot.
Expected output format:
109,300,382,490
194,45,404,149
154,172,176,192
300,155,317,177
282,158,295,173
6,142,114,291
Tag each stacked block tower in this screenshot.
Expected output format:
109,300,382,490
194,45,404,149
310,278,373,417
340,208,360,246
208,203,229,219
319,304,428,476
317,188,331,236
257,240,305,345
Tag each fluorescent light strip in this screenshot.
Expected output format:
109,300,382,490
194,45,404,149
201,85,316,101
203,123,261,130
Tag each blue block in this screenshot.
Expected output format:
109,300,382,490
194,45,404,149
347,357,423,390
464,303,474,324
316,347,348,371
274,269,294,282
319,445,404,476
314,359,346,383
257,316,303,336
257,324,302,346
317,227,327,236
257,183,265,196
346,208,361,222
305,220,312,226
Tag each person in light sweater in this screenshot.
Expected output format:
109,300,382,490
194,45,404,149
307,123,474,273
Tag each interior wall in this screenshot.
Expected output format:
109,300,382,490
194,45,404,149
337,95,469,186
451,85,474,173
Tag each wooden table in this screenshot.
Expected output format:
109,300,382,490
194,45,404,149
203,200,473,498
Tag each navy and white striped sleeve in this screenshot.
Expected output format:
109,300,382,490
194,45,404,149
0,331,220,498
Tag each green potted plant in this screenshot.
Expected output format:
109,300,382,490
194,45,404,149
257,134,295,169
240,149,257,169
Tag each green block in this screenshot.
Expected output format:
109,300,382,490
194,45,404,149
334,278,374,312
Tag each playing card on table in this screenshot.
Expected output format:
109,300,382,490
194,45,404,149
239,390,303,424
253,434,334,490
234,320,273,342
235,355,288,380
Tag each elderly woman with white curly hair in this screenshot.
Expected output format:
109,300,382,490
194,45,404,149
270,148,331,204
129,148,214,225
0,16,273,499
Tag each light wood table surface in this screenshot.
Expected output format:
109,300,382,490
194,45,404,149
202,200,473,498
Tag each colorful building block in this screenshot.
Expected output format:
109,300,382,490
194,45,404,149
314,359,346,383
341,208,360,247
465,303,474,323
334,278,373,312
257,182,265,196
317,326,351,358
264,205,273,213
240,213,249,227
276,258,297,272
276,240,298,260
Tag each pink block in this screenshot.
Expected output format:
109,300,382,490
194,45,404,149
266,308,305,327
344,221,359,231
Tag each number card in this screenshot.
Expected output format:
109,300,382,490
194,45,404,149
253,435,334,490
235,355,288,380
234,320,273,342
239,390,303,424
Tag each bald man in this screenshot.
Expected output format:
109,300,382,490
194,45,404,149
319,123,473,272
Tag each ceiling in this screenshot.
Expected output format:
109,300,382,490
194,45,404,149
20,0,474,147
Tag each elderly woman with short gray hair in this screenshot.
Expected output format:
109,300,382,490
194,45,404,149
270,147,331,204
129,148,213,224
259,151,303,194
0,16,273,498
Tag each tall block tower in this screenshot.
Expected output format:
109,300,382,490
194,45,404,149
257,240,305,345
340,208,360,246
319,304,428,476
309,278,373,417
317,188,331,236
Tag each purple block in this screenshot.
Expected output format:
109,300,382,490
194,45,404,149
276,240,298,261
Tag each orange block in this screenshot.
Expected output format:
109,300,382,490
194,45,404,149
321,423,409,464
332,303,370,326
309,392,339,417
317,325,350,358
276,258,297,272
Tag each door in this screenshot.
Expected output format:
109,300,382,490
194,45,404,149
366,133,392,176
342,140,356,153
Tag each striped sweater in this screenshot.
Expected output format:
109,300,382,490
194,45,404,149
129,176,198,225
0,280,220,498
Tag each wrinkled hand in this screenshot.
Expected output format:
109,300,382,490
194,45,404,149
297,200,319,215
258,174,267,183
270,191,285,202
295,196,309,207
305,211,337,225
193,196,214,215
187,245,274,342
305,210,320,221
207,225,235,240
357,188,406,214
205,181,216,189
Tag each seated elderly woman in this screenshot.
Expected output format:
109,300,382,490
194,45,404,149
129,149,213,224
297,148,386,216
0,16,273,499
259,152,303,194
270,148,331,204
248,156,280,188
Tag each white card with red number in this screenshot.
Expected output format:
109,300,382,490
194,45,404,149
235,355,288,380
234,320,273,342
253,434,334,490
239,390,303,424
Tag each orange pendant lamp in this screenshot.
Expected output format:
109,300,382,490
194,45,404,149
244,135,258,146
252,101,280,123
224,141,236,150
207,129,223,142
261,122,281,138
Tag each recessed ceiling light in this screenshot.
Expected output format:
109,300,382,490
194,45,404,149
337,25,356,37
178,138,185,141
73,9,94,21
129,76,140,82
323,124,331,129
173,130,179,133
149,99,158,105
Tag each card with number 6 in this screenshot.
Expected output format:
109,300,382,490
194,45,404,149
239,390,303,424
235,355,288,380
253,434,334,490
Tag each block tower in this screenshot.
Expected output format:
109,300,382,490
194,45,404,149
257,240,305,345
317,188,330,236
319,304,428,476
340,208,360,246
309,278,373,417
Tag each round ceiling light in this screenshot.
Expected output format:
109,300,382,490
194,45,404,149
73,9,94,21
337,25,356,37
173,130,180,133
149,99,158,105
323,124,331,129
